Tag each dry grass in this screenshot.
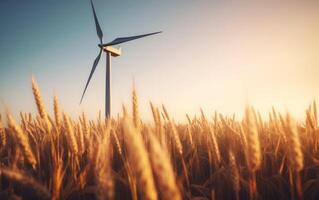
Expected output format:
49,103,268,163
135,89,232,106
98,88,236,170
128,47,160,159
0,78,318,200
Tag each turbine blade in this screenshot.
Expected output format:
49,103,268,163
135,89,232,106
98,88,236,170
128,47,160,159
80,49,102,104
90,0,103,44
103,31,162,46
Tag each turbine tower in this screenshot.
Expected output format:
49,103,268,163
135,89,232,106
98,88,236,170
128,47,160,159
80,0,161,118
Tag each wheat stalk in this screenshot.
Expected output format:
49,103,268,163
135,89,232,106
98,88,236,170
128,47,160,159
162,104,170,121
207,119,221,164
156,107,164,146
0,167,51,200
148,130,182,200
111,129,123,157
0,114,6,149
122,104,129,117
81,112,91,148
244,106,261,200
7,113,37,169
93,123,114,200
63,113,78,155
202,111,220,164
245,106,261,172
150,102,158,125
313,100,317,127
122,116,158,200
186,125,194,149
284,114,304,172
76,124,85,155
170,120,183,156
51,152,64,200
20,112,27,130
229,151,240,200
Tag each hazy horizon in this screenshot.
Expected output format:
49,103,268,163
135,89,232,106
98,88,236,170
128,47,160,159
1,0,319,121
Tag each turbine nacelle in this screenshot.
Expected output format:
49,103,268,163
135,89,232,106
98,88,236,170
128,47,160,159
100,45,122,57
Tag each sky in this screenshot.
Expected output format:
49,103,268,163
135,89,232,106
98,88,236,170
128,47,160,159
0,0,319,121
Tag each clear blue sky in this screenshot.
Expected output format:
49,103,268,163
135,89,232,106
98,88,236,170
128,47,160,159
1,0,319,121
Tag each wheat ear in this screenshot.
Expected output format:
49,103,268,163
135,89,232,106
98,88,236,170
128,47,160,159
63,113,78,155
53,95,61,129
32,78,51,132
132,84,141,129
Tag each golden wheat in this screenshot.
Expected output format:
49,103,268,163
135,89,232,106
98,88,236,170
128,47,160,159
283,114,304,172
1,79,318,200
0,167,51,200
63,113,78,155
244,106,261,172
229,151,240,200
0,114,6,149
148,131,182,200
7,113,37,169
54,95,61,129
32,78,52,132
93,122,114,200
132,84,141,129
51,152,64,200
122,116,158,200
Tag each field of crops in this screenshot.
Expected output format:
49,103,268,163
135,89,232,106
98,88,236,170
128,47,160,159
0,79,318,200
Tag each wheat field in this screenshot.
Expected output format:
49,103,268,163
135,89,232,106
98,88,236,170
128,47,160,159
0,78,318,200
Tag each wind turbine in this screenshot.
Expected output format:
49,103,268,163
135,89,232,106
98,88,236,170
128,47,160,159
80,0,161,118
